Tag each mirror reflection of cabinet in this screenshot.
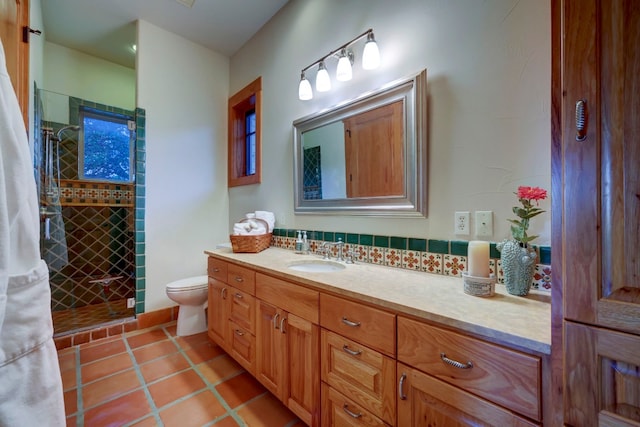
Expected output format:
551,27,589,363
344,100,404,198
293,69,427,217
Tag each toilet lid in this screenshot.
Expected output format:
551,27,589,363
166,275,209,291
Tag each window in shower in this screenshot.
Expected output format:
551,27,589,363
78,106,134,183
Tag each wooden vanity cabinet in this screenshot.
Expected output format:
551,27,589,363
255,273,321,427
397,363,538,427
397,316,542,426
320,293,396,426
207,259,256,374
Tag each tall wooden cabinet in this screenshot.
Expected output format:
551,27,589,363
557,0,640,425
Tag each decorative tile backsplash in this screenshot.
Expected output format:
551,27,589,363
272,229,552,292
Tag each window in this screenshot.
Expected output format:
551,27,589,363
228,77,261,187
79,107,134,183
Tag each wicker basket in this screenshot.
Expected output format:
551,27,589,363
229,218,272,253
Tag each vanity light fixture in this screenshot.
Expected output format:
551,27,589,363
297,28,380,100
315,61,331,92
298,72,313,100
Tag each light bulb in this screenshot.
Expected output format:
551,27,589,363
362,32,380,70
298,72,313,100
336,49,352,81
315,61,331,92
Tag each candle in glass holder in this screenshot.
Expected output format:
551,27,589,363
468,240,490,278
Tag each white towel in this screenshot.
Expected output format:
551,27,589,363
232,222,267,235
255,210,275,232
0,39,65,426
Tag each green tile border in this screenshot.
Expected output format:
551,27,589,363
134,107,146,316
273,228,551,262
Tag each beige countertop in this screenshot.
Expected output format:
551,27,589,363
204,247,551,355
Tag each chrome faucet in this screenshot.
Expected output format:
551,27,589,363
322,238,345,261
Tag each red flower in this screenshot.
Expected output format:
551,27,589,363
517,186,547,202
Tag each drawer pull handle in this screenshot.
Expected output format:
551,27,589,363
342,404,362,419
399,373,407,400
440,352,473,369
341,317,361,327
212,267,220,272
234,293,243,299
234,329,244,337
273,313,280,329
280,317,287,334
342,345,362,356
234,276,244,282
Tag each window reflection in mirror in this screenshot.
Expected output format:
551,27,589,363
293,69,427,217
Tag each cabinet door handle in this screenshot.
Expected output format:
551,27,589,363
341,317,361,327
575,99,588,141
398,373,407,400
273,313,280,329
342,345,362,356
221,287,227,299
234,329,244,336
280,317,287,333
234,293,243,299
234,276,244,282
342,404,362,419
440,352,474,369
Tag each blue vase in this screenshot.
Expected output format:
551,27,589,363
497,239,537,296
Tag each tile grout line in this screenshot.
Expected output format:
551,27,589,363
165,327,248,426
122,328,166,426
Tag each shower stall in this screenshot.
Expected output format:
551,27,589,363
34,88,138,335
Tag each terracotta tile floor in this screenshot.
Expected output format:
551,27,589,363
58,322,304,427
53,298,135,336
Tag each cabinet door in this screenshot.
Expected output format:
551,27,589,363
397,363,538,427
227,320,255,374
256,300,287,399
562,0,640,335
322,330,395,425
565,321,640,426
286,313,320,427
207,278,228,348
228,288,255,334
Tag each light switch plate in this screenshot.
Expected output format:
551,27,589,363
475,211,493,237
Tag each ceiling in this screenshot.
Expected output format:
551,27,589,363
41,0,290,69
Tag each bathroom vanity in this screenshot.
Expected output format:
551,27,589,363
205,247,551,426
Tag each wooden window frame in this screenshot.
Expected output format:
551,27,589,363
228,77,261,187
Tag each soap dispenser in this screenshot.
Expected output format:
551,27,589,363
295,230,303,253
302,231,309,254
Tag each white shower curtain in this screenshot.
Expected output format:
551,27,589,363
0,38,65,426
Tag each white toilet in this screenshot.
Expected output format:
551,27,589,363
165,275,209,336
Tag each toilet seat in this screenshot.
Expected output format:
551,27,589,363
166,275,208,292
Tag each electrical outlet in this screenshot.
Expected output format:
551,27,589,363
475,211,493,237
454,211,470,235
127,298,135,308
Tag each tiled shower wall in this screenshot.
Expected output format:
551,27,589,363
271,229,552,291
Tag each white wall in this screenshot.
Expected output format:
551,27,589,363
43,42,135,110
136,20,230,312
229,0,551,245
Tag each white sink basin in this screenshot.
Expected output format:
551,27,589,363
287,260,346,273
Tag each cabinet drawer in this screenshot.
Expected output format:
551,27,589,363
321,330,395,425
397,363,539,427
320,294,396,356
227,263,256,294
256,273,319,323
397,316,541,421
228,288,255,334
321,383,389,427
228,320,255,374
207,257,227,282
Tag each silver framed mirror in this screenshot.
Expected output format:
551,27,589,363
293,69,427,217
